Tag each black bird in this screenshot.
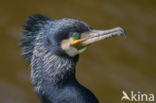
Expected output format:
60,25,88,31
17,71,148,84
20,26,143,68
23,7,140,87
20,14,125,103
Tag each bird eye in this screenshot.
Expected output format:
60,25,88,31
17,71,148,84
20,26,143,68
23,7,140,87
73,33,80,39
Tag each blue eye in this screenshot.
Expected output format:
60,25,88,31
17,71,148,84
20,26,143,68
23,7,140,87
73,33,80,39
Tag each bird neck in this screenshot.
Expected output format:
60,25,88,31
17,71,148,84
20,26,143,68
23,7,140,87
30,34,79,86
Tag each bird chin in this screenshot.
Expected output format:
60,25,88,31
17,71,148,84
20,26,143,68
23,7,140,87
78,47,87,54
65,46,87,57
61,37,87,57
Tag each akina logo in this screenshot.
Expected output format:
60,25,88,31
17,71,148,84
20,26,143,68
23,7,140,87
121,91,154,102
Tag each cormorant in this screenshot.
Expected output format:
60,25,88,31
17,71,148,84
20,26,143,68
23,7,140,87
19,14,125,103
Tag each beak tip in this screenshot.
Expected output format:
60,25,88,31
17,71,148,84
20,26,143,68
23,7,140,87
118,27,127,39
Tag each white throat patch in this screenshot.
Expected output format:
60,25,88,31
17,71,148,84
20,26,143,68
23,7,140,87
61,38,87,57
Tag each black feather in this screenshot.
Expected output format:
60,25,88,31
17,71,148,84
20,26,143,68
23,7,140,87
19,14,53,63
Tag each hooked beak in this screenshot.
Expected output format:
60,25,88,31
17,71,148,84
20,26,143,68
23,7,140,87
71,27,126,48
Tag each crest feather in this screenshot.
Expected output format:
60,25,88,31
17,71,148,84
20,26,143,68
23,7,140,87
19,14,53,63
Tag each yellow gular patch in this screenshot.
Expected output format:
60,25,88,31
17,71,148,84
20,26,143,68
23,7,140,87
70,39,81,46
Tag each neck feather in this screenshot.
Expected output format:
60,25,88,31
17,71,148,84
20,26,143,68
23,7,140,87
31,33,79,87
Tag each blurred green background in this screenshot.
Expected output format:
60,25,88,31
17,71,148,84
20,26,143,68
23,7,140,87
0,0,156,103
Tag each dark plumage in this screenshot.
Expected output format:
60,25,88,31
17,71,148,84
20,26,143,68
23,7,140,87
20,14,125,103
20,14,98,103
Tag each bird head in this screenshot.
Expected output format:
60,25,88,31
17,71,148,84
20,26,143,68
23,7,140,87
47,18,126,57
20,14,126,63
